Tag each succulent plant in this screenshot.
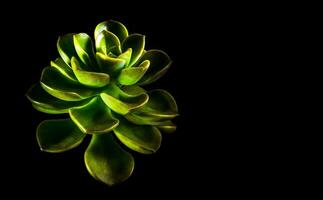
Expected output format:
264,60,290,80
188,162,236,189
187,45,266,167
26,20,178,186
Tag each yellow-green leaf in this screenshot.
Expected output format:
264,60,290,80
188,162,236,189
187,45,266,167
71,57,109,88
95,30,121,55
117,60,150,85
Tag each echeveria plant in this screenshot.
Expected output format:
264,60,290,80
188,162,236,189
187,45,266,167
26,20,178,185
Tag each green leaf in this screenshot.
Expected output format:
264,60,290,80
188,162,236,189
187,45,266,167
122,34,145,67
69,97,119,134
125,89,178,124
96,52,126,75
95,30,121,55
122,85,146,96
37,119,86,153
84,133,134,186
155,121,176,133
94,20,128,43
50,58,77,81
40,67,100,101
117,48,132,67
26,84,90,114
73,33,96,69
71,57,109,88
57,33,77,65
117,60,150,85
114,117,162,154
100,92,148,115
137,50,172,85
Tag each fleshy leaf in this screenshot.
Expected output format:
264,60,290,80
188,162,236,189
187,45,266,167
57,33,77,65
100,92,148,115
40,67,100,101
73,33,96,69
95,30,121,55
122,85,146,96
94,20,129,43
122,34,145,67
71,57,109,88
50,57,77,81
69,97,119,134
117,60,150,85
26,84,90,114
96,52,126,75
137,50,172,85
125,89,178,124
85,133,134,186
37,119,86,153
117,48,132,67
155,121,176,133
114,117,162,154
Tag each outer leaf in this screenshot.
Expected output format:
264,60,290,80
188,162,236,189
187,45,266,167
122,85,146,96
96,52,126,75
155,121,176,133
122,34,145,67
125,89,178,124
37,119,86,153
137,50,172,85
84,133,134,186
117,48,132,67
114,117,162,154
69,97,119,134
50,57,77,81
71,57,109,88
117,60,150,85
94,20,129,43
26,84,90,114
100,92,148,115
40,67,100,101
95,30,121,55
57,33,77,65
73,33,96,69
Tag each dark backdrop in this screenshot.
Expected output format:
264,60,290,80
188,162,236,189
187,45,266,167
1,1,275,198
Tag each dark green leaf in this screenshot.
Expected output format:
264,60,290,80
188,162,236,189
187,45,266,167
57,34,77,65
26,84,90,114
137,50,172,85
50,58,77,81
94,20,128,43
114,117,161,154
125,89,178,124
155,121,176,133
37,119,86,153
84,133,134,186
122,34,145,67
40,67,100,101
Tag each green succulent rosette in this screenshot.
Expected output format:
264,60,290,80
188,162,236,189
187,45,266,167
26,20,178,186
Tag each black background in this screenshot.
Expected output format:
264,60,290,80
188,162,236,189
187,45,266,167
1,1,278,198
